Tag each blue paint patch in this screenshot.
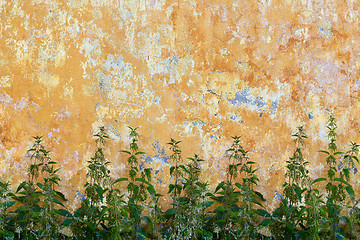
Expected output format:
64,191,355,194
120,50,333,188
76,190,86,201
259,113,263,118
169,53,179,65
237,60,251,72
98,72,111,92
141,140,169,164
94,102,100,114
338,160,343,171
308,113,314,119
215,70,221,73
229,114,244,123
274,190,284,201
226,88,267,109
106,125,121,140
319,27,332,39
144,155,153,164
190,120,205,127
253,97,266,108
338,160,358,174
139,161,144,170
210,134,219,140
153,140,166,156
356,80,360,88
270,100,278,114
227,88,252,105
152,155,169,164
155,177,163,185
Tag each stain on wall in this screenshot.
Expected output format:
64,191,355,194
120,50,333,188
1,0,360,210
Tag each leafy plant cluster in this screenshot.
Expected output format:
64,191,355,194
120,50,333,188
1,116,360,239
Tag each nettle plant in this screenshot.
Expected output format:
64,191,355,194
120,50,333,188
12,136,67,239
70,126,112,239
210,136,264,240
164,138,184,238
164,138,212,240
262,126,313,239
0,180,16,239
319,116,360,239
121,126,158,240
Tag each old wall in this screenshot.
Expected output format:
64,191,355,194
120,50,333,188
1,0,360,210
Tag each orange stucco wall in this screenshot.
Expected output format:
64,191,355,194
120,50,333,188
1,0,360,211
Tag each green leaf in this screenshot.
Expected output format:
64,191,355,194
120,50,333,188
343,168,350,182
57,209,73,217
346,185,355,197
16,182,27,193
215,181,225,193
144,168,151,182
334,178,349,185
5,201,16,208
235,182,242,189
147,185,156,196
168,184,175,194
120,150,132,155
257,209,271,217
319,150,330,155
261,218,273,227
135,231,147,240
204,201,215,207
254,191,266,201
62,218,75,227
135,151,146,155
53,198,65,207
312,177,327,185
251,198,264,207
170,166,175,175
56,191,67,201
164,208,176,216
113,177,128,184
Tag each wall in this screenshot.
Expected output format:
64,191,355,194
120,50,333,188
1,0,360,211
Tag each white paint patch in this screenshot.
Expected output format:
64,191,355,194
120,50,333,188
0,76,12,87
313,60,344,93
0,92,13,103
56,108,72,121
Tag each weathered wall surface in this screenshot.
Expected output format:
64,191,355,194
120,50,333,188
1,0,360,210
